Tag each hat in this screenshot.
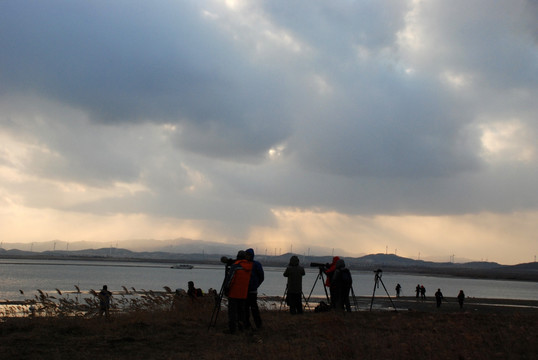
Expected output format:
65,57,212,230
289,255,299,266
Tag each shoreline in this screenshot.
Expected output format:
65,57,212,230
3,295,538,315
374,296,538,313
264,295,538,314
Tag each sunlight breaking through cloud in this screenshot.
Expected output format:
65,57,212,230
479,120,535,163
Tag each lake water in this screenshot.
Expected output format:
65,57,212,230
1,259,537,302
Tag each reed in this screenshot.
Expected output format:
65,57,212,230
1,287,537,359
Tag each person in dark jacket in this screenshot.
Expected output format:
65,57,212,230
187,281,203,302
245,248,264,329
98,285,112,318
435,288,444,308
457,290,465,309
420,285,426,300
283,255,305,314
331,259,352,312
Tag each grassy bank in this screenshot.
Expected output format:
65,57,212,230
1,295,537,360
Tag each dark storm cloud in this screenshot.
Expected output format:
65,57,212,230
411,1,538,89
262,0,410,54
1,0,537,220
1,1,223,122
0,0,291,159
289,72,480,178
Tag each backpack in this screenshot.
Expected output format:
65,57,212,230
340,268,352,286
314,301,330,313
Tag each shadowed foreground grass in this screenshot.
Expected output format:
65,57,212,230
1,297,537,360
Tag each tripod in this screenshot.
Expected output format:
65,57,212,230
280,284,308,311
208,263,230,329
369,269,397,312
306,266,330,308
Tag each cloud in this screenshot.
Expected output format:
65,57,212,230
1,0,537,263
1,0,296,161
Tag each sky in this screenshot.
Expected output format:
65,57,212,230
1,0,537,265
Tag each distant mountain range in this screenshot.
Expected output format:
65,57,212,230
0,238,249,255
1,244,536,282
0,238,478,263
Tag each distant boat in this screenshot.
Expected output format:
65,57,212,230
171,264,194,269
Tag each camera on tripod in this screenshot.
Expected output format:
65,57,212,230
209,255,238,329
220,256,235,266
369,268,397,312
373,268,382,276
310,262,328,269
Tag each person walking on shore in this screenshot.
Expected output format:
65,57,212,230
283,255,305,314
415,284,420,298
435,288,444,308
457,290,465,309
395,283,402,298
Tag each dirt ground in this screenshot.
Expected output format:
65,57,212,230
1,296,537,360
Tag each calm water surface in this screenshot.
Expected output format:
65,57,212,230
1,259,537,301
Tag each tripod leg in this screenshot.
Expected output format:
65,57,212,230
369,276,378,311
307,269,330,308
378,278,398,312
306,272,320,303
302,291,309,311
280,285,288,311
208,286,224,329
350,286,358,311
208,266,229,330
320,272,330,305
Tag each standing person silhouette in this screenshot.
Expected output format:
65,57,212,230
224,250,252,334
420,285,426,300
395,283,402,298
331,259,352,312
324,256,340,308
457,290,465,309
435,288,444,308
283,255,305,314
245,248,264,329
98,285,112,319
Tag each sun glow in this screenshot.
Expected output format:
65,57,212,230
479,119,535,163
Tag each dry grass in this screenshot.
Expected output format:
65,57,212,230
1,293,537,360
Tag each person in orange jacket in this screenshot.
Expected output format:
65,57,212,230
324,256,340,308
224,250,253,333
